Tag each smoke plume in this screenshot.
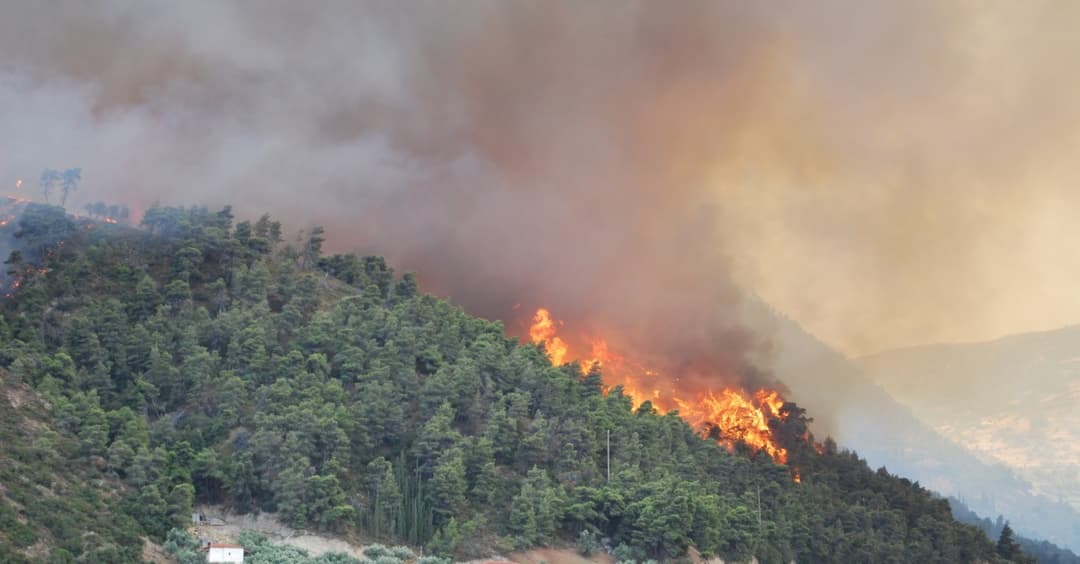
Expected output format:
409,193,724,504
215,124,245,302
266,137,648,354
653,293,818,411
3,0,1080,372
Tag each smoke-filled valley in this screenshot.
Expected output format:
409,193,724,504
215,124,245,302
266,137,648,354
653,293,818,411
2,1,1080,562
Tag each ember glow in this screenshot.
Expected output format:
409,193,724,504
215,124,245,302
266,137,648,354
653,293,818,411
14,179,21,189
529,307,794,464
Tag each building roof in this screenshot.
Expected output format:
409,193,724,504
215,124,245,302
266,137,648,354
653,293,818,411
208,543,244,549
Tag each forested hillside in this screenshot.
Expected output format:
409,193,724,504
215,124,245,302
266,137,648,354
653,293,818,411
0,203,1024,562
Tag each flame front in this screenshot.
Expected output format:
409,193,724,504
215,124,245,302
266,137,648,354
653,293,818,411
674,389,789,463
529,308,569,366
529,307,793,464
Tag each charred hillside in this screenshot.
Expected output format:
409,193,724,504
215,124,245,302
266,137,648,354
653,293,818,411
0,204,1022,563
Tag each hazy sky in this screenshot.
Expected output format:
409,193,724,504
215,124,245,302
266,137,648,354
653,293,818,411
2,1,1079,357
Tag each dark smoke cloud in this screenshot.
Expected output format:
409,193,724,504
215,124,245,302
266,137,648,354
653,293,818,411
2,1,1079,377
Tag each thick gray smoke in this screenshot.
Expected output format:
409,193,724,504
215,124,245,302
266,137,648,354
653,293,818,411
2,0,1080,368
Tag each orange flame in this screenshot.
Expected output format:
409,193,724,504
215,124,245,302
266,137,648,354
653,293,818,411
528,307,794,464
529,308,569,365
672,389,790,463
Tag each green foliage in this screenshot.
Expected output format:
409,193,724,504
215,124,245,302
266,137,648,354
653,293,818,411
389,545,416,560
0,368,143,561
163,528,203,564
427,517,462,557
0,205,1011,562
362,543,390,559
997,523,1023,562
612,543,637,562
0,504,36,548
577,529,601,556
508,467,564,548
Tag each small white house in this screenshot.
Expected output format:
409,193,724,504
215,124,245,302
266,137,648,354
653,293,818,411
207,543,244,563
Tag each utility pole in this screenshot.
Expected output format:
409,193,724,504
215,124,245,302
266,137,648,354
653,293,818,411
757,485,762,526
606,429,611,482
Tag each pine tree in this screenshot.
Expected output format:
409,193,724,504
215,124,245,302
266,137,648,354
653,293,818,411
996,522,1021,561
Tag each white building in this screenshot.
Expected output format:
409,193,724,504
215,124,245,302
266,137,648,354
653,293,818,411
207,543,244,563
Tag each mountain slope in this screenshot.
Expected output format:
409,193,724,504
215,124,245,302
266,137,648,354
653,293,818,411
858,328,1080,526
948,497,1080,564
0,370,149,563
0,203,1010,562
738,302,1080,552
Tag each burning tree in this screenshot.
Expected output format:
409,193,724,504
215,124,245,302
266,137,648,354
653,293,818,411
39,169,59,204
528,307,820,467
14,203,77,262
84,201,130,223
60,168,81,207
38,167,82,207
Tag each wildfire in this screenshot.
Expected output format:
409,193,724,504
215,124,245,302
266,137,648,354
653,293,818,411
104,217,118,224
15,179,22,189
528,307,795,464
672,389,789,463
530,308,569,365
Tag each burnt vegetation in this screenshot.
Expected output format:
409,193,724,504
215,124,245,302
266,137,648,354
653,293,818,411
0,204,1042,562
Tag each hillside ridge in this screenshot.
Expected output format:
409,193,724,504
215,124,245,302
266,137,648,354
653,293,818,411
0,203,1021,562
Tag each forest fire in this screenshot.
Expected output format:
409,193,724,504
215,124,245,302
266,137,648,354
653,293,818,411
529,307,796,464
529,308,568,365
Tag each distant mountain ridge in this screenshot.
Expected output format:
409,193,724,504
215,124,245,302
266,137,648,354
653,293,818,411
858,325,1080,521
739,301,1080,552
948,496,1080,564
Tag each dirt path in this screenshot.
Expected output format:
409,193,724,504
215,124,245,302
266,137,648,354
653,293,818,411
190,504,368,558
188,506,724,564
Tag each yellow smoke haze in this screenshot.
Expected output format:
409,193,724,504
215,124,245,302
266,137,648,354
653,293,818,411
1,1,1079,357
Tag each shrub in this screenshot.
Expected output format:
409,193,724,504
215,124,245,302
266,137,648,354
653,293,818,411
313,554,366,564
237,530,270,549
612,543,636,562
577,529,601,556
390,546,416,560
163,528,202,564
363,544,390,559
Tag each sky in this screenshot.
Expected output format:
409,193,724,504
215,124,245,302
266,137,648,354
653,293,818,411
2,1,1080,357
